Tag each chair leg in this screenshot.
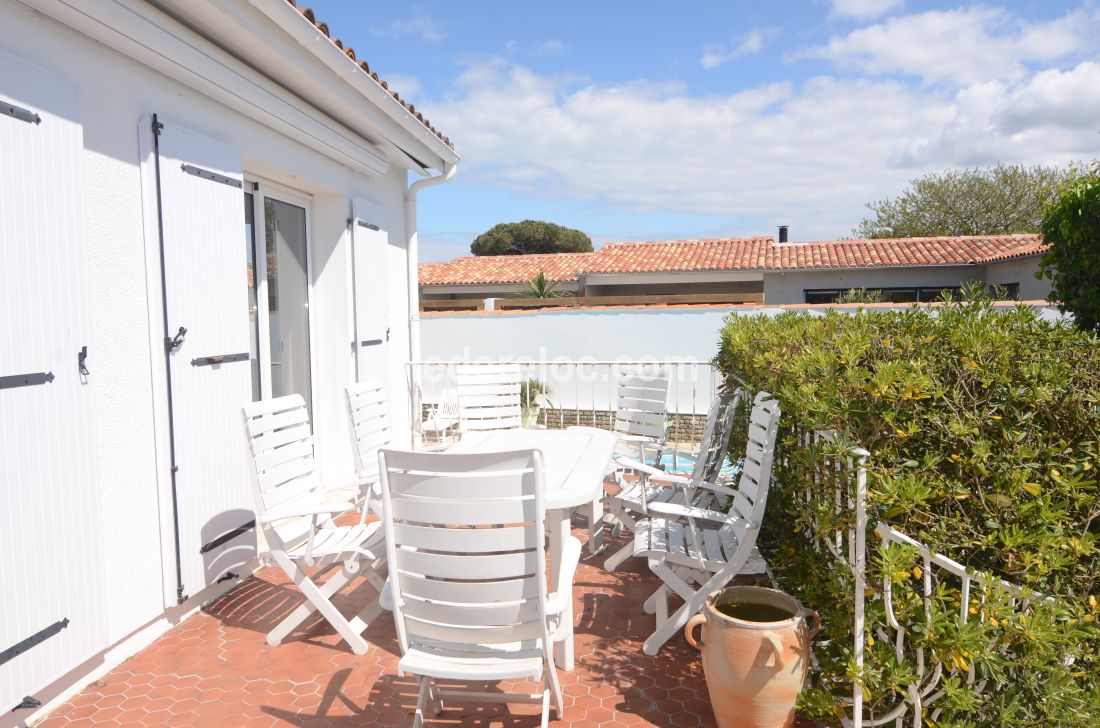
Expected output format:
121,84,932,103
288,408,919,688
603,539,635,572
268,560,349,646
642,584,665,615
643,557,751,656
270,556,371,655
546,657,564,718
412,677,430,728
587,498,604,554
427,679,444,716
540,687,551,728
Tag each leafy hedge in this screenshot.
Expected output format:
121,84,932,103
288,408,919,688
715,298,1100,726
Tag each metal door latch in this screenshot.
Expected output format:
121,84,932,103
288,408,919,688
165,326,187,353
190,352,249,367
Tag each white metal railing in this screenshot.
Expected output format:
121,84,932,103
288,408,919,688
782,426,1050,728
406,358,721,452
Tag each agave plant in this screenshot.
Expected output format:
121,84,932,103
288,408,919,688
518,270,564,298
519,378,553,427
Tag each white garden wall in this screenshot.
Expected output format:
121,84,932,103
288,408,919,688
419,302,1068,414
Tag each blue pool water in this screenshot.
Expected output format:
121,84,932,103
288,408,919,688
652,450,738,478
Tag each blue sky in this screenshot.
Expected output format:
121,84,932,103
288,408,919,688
306,0,1100,261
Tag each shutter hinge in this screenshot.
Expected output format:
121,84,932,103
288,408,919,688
3,100,41,125
151,115,163,136
12,696,42,712
78,346,90,377
181,163,242,189
0,372,54,390
0,619,70,669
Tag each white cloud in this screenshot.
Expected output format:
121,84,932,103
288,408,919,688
371,13,445,42
422,55,1099,240
537,39,566,55
700,28,770,69
383,73,422,100
803,7,1094,85
829,0,904,21
995,61,1100,133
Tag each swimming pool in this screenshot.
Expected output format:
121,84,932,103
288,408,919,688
651,449,738,478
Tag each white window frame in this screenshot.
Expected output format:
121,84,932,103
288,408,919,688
245,176,317,417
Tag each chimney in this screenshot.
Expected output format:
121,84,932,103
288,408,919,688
778,225,789,243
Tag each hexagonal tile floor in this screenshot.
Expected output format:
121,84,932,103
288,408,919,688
35,520,803,727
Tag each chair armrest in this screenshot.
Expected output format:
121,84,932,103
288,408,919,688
325,476,374,493
546,535,582,616
611,455,664,478
646,501,743,525
697,482,738,497
648,471,690,486
612,455,689,487
259,498,356,524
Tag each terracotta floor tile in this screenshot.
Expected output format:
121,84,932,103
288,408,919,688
34,521,812,728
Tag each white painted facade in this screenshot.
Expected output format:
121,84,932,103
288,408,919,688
0,1,457,720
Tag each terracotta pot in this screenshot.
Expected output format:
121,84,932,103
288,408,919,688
685,586,821,728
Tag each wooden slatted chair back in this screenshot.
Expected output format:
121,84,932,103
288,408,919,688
345,380,390,482
723,392,781,539
613,370,670,443
686,390,741,488
378,449,553,656
241,394,322,551
456,364,523,433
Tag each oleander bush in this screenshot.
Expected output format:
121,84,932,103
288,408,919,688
715,296,1100,727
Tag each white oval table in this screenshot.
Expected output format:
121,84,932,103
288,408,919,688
444,427,615,670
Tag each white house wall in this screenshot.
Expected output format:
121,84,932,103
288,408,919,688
0,0,412,661
984,257,1048,300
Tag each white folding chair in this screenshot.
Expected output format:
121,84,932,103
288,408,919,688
630,392,781,654
611,370,671,467
456,363,523,433
378,448,579,727
419,386,459,445
241,395,387,656
603,389,741,571
576,369,670,553
344,380,391,524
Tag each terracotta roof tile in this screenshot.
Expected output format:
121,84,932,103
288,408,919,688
419,252,599,285
286,1,452,149
764,234,1045,270
419,234,1045,286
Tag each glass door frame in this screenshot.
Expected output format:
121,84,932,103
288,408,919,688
244,176,317,416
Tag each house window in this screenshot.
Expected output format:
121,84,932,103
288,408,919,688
804,286,964,304
804,289,840,304
990,282,1019,300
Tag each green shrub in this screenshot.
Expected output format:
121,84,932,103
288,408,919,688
715,299,1100,726
1039,169,1100,333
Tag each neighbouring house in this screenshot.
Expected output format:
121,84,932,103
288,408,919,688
0,0,457,717
419,233,1050,309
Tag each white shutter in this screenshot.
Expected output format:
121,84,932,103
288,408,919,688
151,119,254,601
0,54,107,712
351,198,391,391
